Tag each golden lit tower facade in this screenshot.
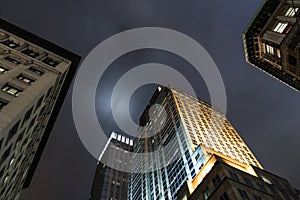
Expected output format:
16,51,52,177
0,19,80,199
128,86,261,200
243,0,300,91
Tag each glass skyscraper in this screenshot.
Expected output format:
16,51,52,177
128,85,261,200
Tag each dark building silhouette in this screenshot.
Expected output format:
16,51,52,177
90,132,133,200
177,155,300,200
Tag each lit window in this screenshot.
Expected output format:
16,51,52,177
273,22,288,33
285,7,299,17
22,48,40,58
262,176,272,184
203,186,209,200
2,84,23,97
1,39,19,48
4,56,21,65
0,66,8,74
276,49,281,58
28,66,44,76
42,57,59,67
266,44,274,55
17,74,35,84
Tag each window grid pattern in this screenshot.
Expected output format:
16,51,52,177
129,89,202,200
170,87,262,168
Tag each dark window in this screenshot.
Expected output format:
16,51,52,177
244,177,253,187
21,48,40,58
1,40,19,48
238,188,249,199
22,106,33,125
46,87,53,99
219,191,229,200
288,55,297,66
229,171,239,181
29,116,36,129
6,120,20,144
0,145,12,163
35,95,44,112
42,57,59,67
0,99,8,110
2,84,23,97
203,186,209,200
17,74,35,84
212,174,221,187
16,130,25,143
257,183,267,192
0,167,4,179
28,66,44,76
4,56,21,65
253,195,262,200
0,66,9,74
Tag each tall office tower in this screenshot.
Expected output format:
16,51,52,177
243,0,300,91
128,86,262,200
177,155,300,200
0,19,80,199
90,132,134,200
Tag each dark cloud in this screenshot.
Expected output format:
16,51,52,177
0,0,299,199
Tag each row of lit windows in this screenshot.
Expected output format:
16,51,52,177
0,33,61,67
175,93,259,167
0,63,47,110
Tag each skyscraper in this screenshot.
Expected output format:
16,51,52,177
90,132,133,200
128,86,262,200
0,18,80,199
177,154,300,200
243,0,300,91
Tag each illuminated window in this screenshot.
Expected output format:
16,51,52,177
2,84,23,97
42,57,59,67
4,56,21,65
0,66,9,74
285,7,299,17
266,44,274,55
28,66,44,76
203,186,209,200
22,48,40,58
17,74,35,84
1,39,19,48
273,22,288,33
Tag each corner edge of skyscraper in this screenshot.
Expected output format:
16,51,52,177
243,0,300,91
0,17,81,193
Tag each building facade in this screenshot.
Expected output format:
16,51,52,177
243,0,300,91
128,86,262,200
0,19,80,199
177,155,300,200
90,132,133,200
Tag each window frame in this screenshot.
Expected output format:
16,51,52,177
284,7,299,17
16,74,36,85
273,22,289,33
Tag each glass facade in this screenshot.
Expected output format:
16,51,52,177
128,86,261,200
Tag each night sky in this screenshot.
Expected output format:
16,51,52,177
0,0,299,199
